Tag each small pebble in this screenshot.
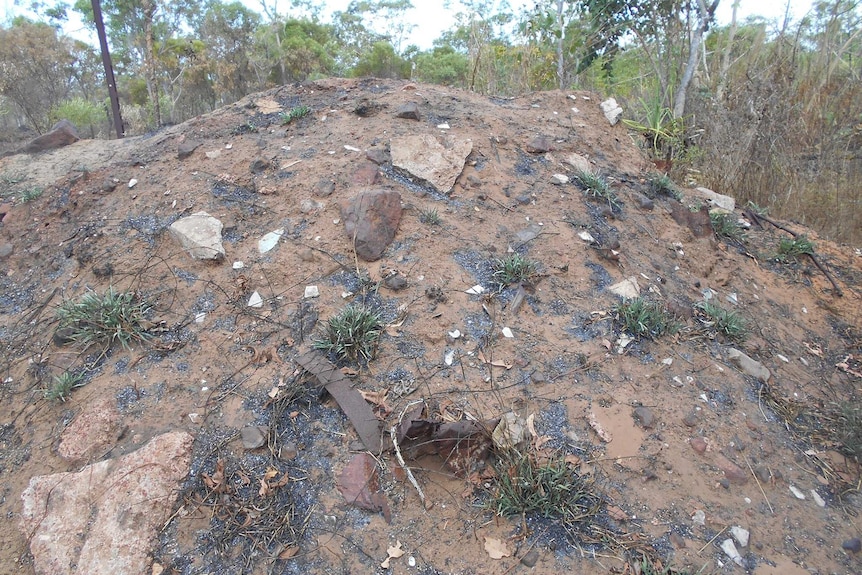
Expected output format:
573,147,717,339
842,538,861,553
520,549,539,567
690,437,707,454
682,411,699,427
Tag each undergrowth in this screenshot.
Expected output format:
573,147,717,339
55,287,152,350
574,169,620,209
613,298,679,340
694,300,747,342
493,253,538,286
313,305,382,363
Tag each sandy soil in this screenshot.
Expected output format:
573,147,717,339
1,77,861,575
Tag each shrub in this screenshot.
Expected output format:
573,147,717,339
493,253,538,286
613,298,679,339
55,287,152,350
313,305,382,363
694,300,747,342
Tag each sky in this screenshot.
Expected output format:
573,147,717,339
0,0,817,51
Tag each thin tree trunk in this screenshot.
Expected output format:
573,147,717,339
715,0,738,100
673,0,719,118
142,0,160,126
556,0,564,89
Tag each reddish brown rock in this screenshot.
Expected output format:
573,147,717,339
20,431,194,575
690,437,708,454
526,135,552,154
56,396,123,462
714,453,749,484
351,160,380,187
23,120,80,153
341,189,402,261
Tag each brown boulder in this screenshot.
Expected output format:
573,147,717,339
341,189,402,261
23,120,80,154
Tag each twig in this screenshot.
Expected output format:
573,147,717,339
698,526,726,554
743,453,774,514
391,402,427,507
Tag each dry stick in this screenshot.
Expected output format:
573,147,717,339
749,211,843,296
391,401,427,507
697,526,727,554
743,452,774,514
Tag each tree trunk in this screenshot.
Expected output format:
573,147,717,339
673,0,719,118
142,0,160,126
715,0,738,101
556,0,564,89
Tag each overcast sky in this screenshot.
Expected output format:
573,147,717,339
0,0,816,51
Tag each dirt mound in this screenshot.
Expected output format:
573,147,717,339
1,77,860,575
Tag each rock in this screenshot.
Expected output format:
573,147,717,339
515,224,542,244
634,193,654,211
314,178,335,197
551,173,569,185
731,525,750,547
720,538,744,567
390,134,473,194
466,174,482,188
177,139,201,159
258,228,284,253
525,135,552,153
682,411,699,427
671,202,713,238
727,348,771,382
304,285,320,298
599,98,624,125
565,153,591,173
354,98,382,117
714,453,749,484
0,242,12,259
695,186,735,212
341,189,402,261
384,275,408,291
690,437,708,454
20,431,194,575
395,102,421,120
23,119,79,153
633,406,656,429
241,425,268,449
530,371,546,384
249,157,270,173
300,198,325,214
669,531,686,549
279,441,299,461
609,276,640,299
169,211,225,261
520,549,539,567
56,397,123,462
248,291,263,308
842,538,861,553
351,161,379,186
365,148,389,165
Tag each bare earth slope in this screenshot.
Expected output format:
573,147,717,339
1,77,861,575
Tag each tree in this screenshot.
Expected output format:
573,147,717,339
352,41,410,78
198,1,261,104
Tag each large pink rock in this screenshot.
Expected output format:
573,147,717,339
341,189,402,261
23,119,80,153
56,396,124,462
20,431,194,575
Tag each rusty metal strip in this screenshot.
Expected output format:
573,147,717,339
296,350,382,452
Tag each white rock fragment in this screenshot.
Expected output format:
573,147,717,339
188,412,201,423
341,291,354,299
720,539,744,567
615,334,633,354
205,150,221,159
789,485,806,499
344,145,361,152
695,186,735,212
609,276,641,299
692,510,706,526
727,347,771,383
730,526,750,547
437,123,450,129
810,490,826,507
128,178,138,188
662,357,673,366
408,556,416,567
448,329,461,339
465,284,485,295
258,228,284,253
551,173,569,185
578,230,597,243
501,327,514,338
444,350,455,366
194,312,206,324
232,261,244,269
169,211,226,261
304,285,319,299
777,354,789,363
599,97,623,125
726,292,738,305
248,291,263,308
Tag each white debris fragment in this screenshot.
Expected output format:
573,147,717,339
188,412,201,423
616,334,633,354
691,510,706,526
465,284,485,295
662,357,673,366
437,123,450,129
501,327,514,338
344,145,361,152
444,350,455,366
551,174,569,185
810,490,826,507
777,354,789,363
578,230,596,243
194,312,206,324
730,526,750,548
128,178,138,188
248,291,263,308
258,228,284,253
304,285,319,299
448,329,461,339
789,485,807,499
232,261,244,269
720,539,744,567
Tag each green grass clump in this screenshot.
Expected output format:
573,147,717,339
837,401,862,462
43,371,86,402
646,173,682,201
18,187,43,203
280,105,310,125
313,305,382,363
493,253,538,286
491,450,602,523
613,297,679,340
694,300,747,342
419,207,441,225
55,287,152,350
574,169,620,209
710,211,746,243
776,234,815,261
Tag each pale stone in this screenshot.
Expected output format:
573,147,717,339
600,98,623,125
727,347,771,382
169,211,225,260
390,134,472,194
609,276,641,299
694,186,736,212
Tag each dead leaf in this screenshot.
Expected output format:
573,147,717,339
359,389,392,416
202,459,229,494
278,546,300,560
804,341,823,358
259,477,271,497
381,540,405,568
476,350,513,370
607,505,627,522
484,536,510,559
601,338,612,350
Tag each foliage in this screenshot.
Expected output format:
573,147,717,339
613,297,679,339
419,207,441,225
492,253,538,286
43,370,86,402
352,41,410,79
491,449,602,524
17,187,44,203
776,235,815,261
646,172,682,200
50,98,105,136
412,46,469,85
694,300,747,342
573,169,620,209
622,95,685,161
55,287,152,350
280,105,310,125
313,305,382,363
837,401,862,462
710,211,746,243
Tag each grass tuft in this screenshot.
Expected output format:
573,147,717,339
493,253,538,286
419,207,441,225
280,105,311,125
491,450,602,524
837,401,862,462
55,287,152,350
313,305,382,363
574,169,620,209
694,300,747,342
43,370,85,402
613,297,679,340
646,173,682,201
776,234,815,261
710,211,746,243
18,187,43,203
